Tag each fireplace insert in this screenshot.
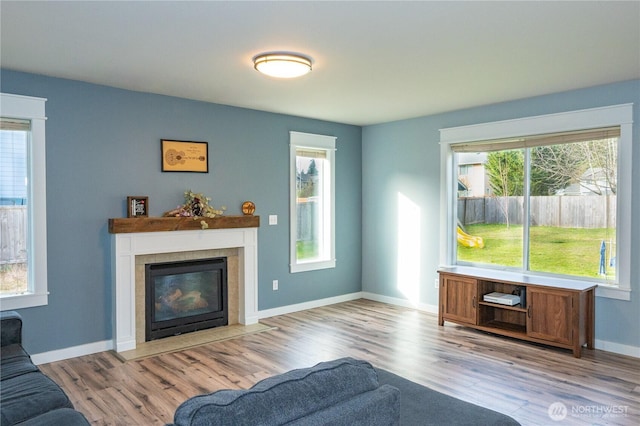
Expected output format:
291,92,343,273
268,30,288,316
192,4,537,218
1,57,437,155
145,257,228,340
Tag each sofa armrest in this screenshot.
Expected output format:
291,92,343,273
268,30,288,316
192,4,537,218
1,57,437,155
1,311,23,347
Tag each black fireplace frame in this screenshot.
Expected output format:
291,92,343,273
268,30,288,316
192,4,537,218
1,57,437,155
145,257,228,341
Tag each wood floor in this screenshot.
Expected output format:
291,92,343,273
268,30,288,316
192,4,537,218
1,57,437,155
40,299,640,425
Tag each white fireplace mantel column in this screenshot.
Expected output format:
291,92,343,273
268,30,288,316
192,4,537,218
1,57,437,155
111,227,258,353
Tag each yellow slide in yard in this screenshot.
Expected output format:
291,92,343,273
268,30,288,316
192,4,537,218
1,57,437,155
457,226,485,248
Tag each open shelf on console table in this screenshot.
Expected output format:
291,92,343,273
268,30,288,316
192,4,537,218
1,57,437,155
109,215,259,233
438,267,596,357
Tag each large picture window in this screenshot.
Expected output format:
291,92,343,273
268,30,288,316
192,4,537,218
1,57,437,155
0,93,48,310
290,131,336,273
440,104,632,300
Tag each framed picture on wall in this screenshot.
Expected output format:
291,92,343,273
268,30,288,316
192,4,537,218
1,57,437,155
161,139,209,173
127,196,148,218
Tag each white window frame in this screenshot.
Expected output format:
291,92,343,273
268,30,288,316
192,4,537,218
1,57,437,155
440,104,632,301
289,131,336,273
0,93,48,310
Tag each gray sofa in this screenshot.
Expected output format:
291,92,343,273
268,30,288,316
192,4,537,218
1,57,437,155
170,357,401,426
0,311,89,426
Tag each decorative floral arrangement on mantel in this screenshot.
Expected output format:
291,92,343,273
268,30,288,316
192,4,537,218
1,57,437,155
163,190,226,229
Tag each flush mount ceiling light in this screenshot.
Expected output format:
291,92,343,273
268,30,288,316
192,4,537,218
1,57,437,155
253,53,312,78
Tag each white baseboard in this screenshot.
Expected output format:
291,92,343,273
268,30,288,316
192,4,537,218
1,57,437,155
32,339,113,365
257,292,364,319
361,291,438,315
31,292,364,364
594,339,640,358
30,295,639,364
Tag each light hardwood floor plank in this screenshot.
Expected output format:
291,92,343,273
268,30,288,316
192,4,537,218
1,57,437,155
39,299,640,425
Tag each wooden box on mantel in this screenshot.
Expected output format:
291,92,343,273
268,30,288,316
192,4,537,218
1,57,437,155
108,215,260,234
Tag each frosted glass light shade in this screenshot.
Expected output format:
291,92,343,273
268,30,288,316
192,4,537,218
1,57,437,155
253,53,312,78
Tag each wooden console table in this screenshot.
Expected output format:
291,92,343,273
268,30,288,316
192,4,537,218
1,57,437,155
438,267,595,357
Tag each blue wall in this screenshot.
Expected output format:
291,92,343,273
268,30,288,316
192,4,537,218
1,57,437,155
362,79,640,349
1,70,362,354
3,68,638,355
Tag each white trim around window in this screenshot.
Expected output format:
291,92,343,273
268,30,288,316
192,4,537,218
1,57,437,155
0,93,48,310
440,104,633,301
289,131,336,273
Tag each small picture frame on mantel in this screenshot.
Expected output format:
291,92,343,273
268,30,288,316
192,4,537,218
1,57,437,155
127,196,148,218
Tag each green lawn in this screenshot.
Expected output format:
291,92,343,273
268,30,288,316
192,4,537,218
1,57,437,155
297,240,319,260
458,224,615,279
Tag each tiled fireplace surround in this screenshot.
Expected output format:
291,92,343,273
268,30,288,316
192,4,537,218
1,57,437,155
111,227,258,353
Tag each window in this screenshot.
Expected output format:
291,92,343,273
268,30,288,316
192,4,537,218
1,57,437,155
290,131,336,273
0,93,48,310
440,104,632,300
458,164,471,175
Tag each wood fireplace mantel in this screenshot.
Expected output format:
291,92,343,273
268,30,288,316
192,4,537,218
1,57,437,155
109,215,259,233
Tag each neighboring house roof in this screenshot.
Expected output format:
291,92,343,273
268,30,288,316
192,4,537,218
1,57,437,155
581,167,609,182
557,167,614,195
457,152,488,166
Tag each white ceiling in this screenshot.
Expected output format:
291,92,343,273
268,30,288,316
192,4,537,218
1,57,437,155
1,1,639,126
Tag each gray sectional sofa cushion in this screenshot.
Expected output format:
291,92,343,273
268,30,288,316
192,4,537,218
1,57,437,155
0,311,89,426
171,357,401,426
376,368,521,425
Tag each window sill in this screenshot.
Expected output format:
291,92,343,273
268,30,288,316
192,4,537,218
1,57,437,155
290,259,336,273
596,285,631,301
0,292,48,310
